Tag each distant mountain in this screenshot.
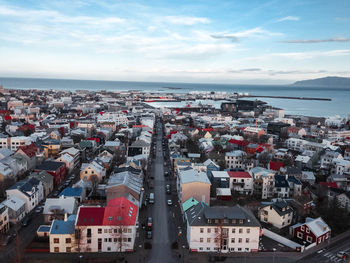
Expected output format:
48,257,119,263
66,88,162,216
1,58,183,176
292,76,350,87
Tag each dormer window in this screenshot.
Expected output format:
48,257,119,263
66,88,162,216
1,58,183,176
239,219,244,224
223,219,228,224
207,219,211,223
232,219,236,224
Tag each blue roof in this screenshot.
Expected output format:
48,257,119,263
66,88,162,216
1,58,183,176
50,219,75,235
59,187,83,197
38,225,51,232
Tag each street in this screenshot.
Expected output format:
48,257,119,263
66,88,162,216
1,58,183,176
147,121,176,263
298,237,350,263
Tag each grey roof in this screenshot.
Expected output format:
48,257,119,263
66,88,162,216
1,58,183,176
179,169,211,185
107,171,143,193
186,203,260,227
130,140,150,147
274,175,289,188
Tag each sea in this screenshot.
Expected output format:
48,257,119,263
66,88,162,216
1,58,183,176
0,77,349,118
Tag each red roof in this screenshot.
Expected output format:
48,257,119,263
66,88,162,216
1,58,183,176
320,182,338,189
16,143,38,158
4,115,11,121
76,207,105,226
227,171,252,179
228,139,249,147
103,197,138,226
132,125,149,128
269,161,284,171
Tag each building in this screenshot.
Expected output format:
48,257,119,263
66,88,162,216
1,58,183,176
74,197,138,253
242,127,266,139
290,217,331,246
1,196,26,224
177,169,211,205
28,171,54,197
0,203,10,233
128,140,150,157
185,203,261,253
43,197,78,222
15,143,40,170
80,160,106,182
250,167,276,200
36,160,66,186
259,200,293,229
6,177,44,213
225,150,247,170
56,153,75,173
49,215,76,253
227,171,253,195
59,147,81,170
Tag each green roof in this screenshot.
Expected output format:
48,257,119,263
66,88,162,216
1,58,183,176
182,197,199,212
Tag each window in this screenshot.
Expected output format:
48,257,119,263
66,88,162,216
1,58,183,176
104,229,108,233
207,238,211,243
199,247,203,251
306,228,310,234
232,228,236,233
54,238,59,244
109,229,112,233
214,238,218,243
128,229,132,233
238,248,242,251
297,232,303,239
87,239,91,244
207,247,210,251
200,228,204,233
98,228,102,234
66,247,71,252
246,228,250,234
306,236,313,243
239,228,243,234
200,238,203,243
123,228,127,233
114,229,118,233
54,247,59,252
301,226,305,231
65,238,71,244
107,247,111,251
207,228,211,233
128,238,131,242
215,228,218,233
238,238,242,243
123,238,127,242
114,238,117,242
246,238,249,243
231,238,235,243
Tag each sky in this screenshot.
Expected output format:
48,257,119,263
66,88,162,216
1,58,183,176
0,0,350,84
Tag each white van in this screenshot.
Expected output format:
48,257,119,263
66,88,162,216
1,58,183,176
149,193,155,204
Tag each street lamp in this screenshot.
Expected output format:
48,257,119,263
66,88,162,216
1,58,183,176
272,248,276,263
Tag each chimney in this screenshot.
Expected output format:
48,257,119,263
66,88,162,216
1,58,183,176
64,213,68,221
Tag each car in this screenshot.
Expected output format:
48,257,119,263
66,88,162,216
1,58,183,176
146,231,152,239
166,184,171,194
337,251,350,259
52,191,59,197
147,217,153,229
35,206,43,213
167,199,173,206
21,217,31,227
177,226,182,236
1,234,15,246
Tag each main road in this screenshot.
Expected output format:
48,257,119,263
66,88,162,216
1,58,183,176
148,120,176,263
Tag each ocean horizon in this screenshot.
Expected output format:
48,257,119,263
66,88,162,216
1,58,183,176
1,77,349,118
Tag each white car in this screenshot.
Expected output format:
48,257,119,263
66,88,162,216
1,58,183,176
167,199,173,206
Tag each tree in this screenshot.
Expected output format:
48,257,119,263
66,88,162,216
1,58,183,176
214,223,228,256
257,152,271,168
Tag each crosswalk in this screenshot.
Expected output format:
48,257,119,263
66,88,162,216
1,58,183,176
322,252,344,262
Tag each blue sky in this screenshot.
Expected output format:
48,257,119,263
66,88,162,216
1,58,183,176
0,0,349,84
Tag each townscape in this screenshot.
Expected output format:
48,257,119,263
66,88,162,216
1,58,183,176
0,85,349,263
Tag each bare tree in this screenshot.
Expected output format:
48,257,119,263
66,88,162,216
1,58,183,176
214,223,227,256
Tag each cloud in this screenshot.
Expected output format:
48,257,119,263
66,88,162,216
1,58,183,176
276,16,300,22
163,16,210,25
211,27,282,42
210,34,239,42
281,37,350,43
228,68,262,73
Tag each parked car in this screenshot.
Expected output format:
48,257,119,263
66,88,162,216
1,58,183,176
21,217,31,227
167,199,173,206
337,251,350,259
166,184,171,194
1,233,15,246
35,206,43,213
146,231,152,239
147,217,153,230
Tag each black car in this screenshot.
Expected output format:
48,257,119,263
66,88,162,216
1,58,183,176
166,184,171,194
146,231,152,239
21,217,31,227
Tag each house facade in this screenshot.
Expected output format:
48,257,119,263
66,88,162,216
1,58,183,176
185,203,261,253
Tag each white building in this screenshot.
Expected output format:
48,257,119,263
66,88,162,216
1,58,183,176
0,203,10,233
227,171,253,195
185,203,261,253
259,200,293,229
2,196,26,224
225,150,247,170
285,138,307,152
250,167,276,200
6,177,44,214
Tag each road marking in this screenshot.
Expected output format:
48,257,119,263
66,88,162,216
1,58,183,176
324,252,331,257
